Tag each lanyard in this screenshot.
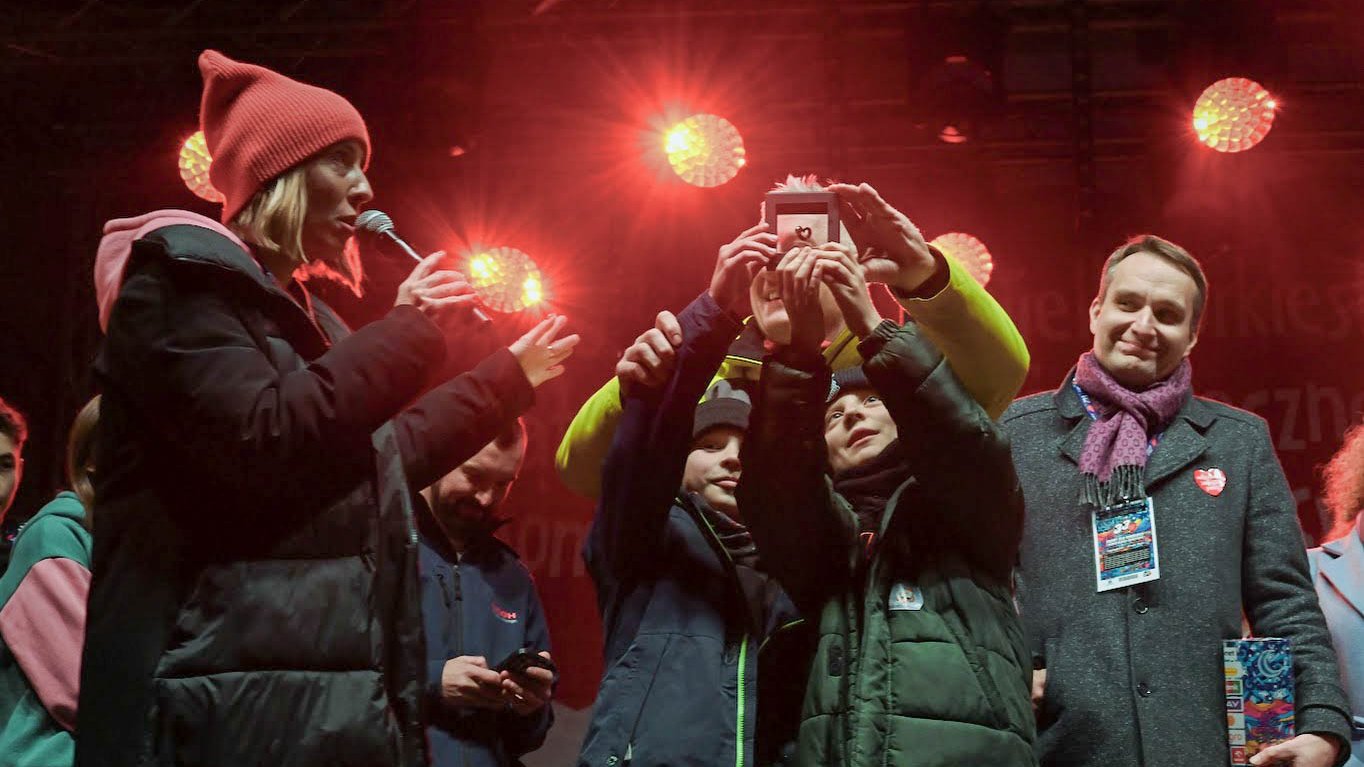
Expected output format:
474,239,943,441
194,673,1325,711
1072,382,1162,456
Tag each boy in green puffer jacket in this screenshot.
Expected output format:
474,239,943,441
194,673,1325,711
737,244,1035,767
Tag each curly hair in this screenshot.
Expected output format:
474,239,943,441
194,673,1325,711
1322,421,1364,541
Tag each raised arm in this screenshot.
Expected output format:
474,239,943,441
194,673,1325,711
897,251,1029,420
738,347,859,614
860,319,1024,582
103,257,449,510
738,246,863,613
397,315,576,490
829,181,1028,419
558,223,777,499
555,377,625,499
587,294,744,579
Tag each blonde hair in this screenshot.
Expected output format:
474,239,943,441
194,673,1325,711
67,395,101,522
1323,421,1364,541
772,173,829,193
230,165,309,269
229,164,364,295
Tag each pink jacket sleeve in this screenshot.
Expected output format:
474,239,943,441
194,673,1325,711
0,557,91,731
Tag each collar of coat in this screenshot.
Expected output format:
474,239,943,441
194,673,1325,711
1052,367,1217,492
1318,528,1364,620
134,224,341,357
414,492,519,566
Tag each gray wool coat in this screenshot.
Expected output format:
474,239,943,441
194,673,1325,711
1003,374,1352,767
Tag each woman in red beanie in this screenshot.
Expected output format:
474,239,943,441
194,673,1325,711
77,50,577,767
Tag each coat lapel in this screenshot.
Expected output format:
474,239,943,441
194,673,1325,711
1054,372,1090,467
1144,406,1210,490
1319,534,1364,620
1051,374,1212,491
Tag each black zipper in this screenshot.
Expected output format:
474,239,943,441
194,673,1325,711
451,563,471,767
452,563,464,657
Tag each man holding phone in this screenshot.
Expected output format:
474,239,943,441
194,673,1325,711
417,419,555,767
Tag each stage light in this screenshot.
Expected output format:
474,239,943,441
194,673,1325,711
663,113,746,188
917,55,999,144
462,247,545,313
178,130,224,203
929,232,994,286
1192,78,1277,153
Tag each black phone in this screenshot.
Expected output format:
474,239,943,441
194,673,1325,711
495,648,556,676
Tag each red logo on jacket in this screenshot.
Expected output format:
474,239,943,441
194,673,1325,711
492,602,518,623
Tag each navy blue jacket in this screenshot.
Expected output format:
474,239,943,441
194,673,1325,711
417,500,553,767
577,293,807,767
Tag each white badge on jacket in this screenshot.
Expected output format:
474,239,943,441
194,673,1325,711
889,582,925,611
1092,497,1161,592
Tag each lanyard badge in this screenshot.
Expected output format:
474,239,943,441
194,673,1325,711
1092,497,1161,592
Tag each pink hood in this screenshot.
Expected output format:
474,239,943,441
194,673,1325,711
95,210,248,332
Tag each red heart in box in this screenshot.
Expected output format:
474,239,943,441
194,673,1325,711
1195,468,1227,497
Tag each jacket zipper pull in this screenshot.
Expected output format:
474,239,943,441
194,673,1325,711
435,571,452,608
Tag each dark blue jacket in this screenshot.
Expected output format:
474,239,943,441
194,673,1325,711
577,293,807,767
417,501,554,767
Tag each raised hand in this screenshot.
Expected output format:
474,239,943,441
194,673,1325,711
810,243,881,338
828,182,937,294
709,222,776,317
774,246,825,354
395,251,480,322
616,310,683,396
509,314,579,388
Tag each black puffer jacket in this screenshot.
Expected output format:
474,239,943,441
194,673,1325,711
76,224,534,767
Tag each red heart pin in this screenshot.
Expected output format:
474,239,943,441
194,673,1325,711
1194,468,1227,497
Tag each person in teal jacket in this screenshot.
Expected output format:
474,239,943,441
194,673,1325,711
0,395,99,767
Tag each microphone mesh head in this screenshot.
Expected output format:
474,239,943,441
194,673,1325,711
355,210,394,236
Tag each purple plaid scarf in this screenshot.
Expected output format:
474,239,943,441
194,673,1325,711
1074,352,1192,507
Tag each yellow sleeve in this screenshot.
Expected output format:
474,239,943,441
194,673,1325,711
898,253,1030,419
554,376,625,499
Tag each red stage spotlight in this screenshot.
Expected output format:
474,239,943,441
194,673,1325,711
929,232,994,287
663,113,746,188
1192,78,1277,153
178,130,224,203
463,247,546,313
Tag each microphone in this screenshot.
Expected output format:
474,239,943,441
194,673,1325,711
355,210,490,324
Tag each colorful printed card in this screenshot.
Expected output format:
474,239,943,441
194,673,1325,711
1091,497,1160,592
1224,638,1295,766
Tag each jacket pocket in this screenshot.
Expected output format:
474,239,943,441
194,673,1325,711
578,634,675,766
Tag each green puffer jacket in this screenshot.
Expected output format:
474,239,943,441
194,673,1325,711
737,320,1036,767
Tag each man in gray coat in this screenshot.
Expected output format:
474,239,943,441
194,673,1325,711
1004,235,1351,767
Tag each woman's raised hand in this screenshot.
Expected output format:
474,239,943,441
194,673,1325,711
395,251,479,323
509,314,580,388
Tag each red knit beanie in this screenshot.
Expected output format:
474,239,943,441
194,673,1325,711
198,49,371,224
